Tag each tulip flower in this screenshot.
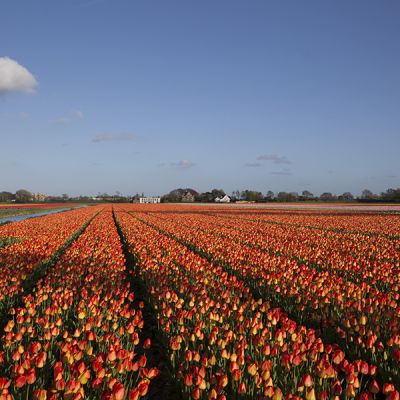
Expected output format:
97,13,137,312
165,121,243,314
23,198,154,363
33,389,47,400
238,382,246,394
128,389,140,400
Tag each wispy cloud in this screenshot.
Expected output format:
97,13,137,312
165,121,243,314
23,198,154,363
170,160,195,169
0,111,29,120
245,153,291,169
271,168,293,176
158,160,195,169
73,110,84,119
92,132,138,143
257,154,291,164
53,109,84,125
369,174,398,180
0,57,38,94
54,116,70,125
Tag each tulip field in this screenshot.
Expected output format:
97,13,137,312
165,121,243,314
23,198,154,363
0,204,399,399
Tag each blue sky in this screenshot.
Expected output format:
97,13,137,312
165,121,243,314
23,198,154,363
1,0,399,197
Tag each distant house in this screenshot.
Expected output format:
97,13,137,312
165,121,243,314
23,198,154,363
215,195,231,203
163,188,199,202
32,193,48,201
139,197,161,204
182,190,196,202
131,195,140,203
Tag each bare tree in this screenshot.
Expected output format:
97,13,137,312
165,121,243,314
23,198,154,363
361,189,377,200
302,190,314,199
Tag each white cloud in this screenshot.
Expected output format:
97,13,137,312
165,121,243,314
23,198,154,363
72,110,84,119
245,162,262,167
0,111,29,120
257,154,291,164
53,109,84,124
54,116,70,125
92,132,137,143
271,168,293,176
171,160,195,169
0,57,37,93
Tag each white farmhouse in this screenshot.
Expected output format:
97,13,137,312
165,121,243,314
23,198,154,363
215,195,231,203
139,197,161,204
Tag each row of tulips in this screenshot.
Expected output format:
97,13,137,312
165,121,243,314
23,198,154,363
132,210,400,386
0,238,19,251
155,211,400,292
214,212,398,286
235,210,400,238
0,207,98,314
192,207,400,237
0,208,157,399
114,207,399,399
123,204,400,237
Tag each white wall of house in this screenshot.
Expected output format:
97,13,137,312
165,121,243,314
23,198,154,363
139,197,161,204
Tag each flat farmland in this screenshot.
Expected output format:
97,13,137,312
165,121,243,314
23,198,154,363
0,204,399,399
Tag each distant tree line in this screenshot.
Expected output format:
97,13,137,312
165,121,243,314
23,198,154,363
1,187,400,203
0,189,131,203
0,189,33,203
159,187,400,203
231,188,400,203
165,187,400,203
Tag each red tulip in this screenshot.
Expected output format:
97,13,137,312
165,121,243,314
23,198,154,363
14,375,26,388
112,382,126,400
137,380,149,396
303,374,313,387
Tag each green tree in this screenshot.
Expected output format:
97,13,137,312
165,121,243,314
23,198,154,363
338,192,354,201
277,192,289,202
15,189,32,203
361,189,377,200
241,190,263,202
302,190,314,199
231,190,241,201
320,192,336,202
265,191,275,201
381,188,400,202
196,192,214,202
211,189,225,199
289,192,299,201
0,191,15,202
